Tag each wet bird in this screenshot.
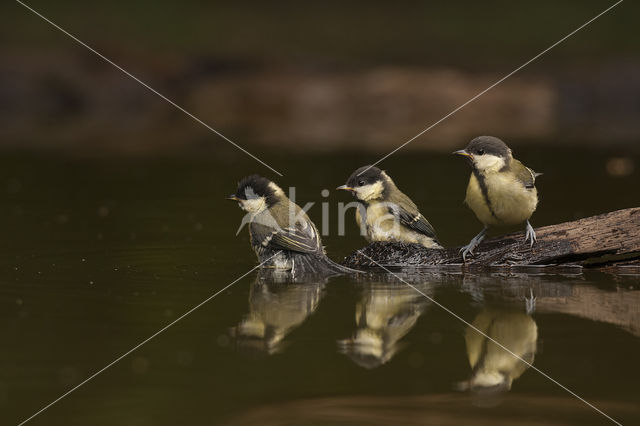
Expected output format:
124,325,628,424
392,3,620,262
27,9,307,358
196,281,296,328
454,136,541,261
228,175,353,275
337,166,441,248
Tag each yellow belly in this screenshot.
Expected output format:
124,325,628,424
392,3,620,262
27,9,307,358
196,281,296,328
465,173,538,226
357,201,439,248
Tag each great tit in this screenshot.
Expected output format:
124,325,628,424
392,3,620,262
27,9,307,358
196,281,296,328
454,136,541,261
458,308,538,393
337,166,442,249
233,276,325,354
338,282,430,369
228,174,353,275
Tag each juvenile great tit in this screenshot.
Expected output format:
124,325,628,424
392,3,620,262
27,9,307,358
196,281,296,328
454,136,541,261
337,166,442,249
233,276,325,354
338,282,430,369
458,308,538,393
228,174,353,275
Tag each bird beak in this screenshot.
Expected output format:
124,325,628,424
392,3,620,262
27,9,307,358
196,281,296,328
453,149,472,158
226,195,239,201
336,185,354,192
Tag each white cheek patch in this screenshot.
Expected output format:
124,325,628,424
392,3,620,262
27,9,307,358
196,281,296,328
355,181,384,201
241,197,267,213
474,154,505,172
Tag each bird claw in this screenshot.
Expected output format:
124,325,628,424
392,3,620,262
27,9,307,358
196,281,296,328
525,288,536,314
459,244,475,262
460,228,487,262
524,220,537,248
461,241,481,262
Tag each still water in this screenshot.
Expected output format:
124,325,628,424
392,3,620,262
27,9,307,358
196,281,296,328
0,147,639,425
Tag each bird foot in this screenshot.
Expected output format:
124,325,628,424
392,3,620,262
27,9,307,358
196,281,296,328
524,221,537,248
525,288,536,314
459,229,487,262
459,243,480,262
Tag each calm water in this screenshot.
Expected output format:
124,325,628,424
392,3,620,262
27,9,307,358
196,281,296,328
0,148,639,425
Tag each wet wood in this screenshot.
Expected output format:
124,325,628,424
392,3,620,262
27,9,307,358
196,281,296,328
342,207,640,270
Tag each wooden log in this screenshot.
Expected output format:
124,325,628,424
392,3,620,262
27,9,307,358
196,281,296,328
342,207,640,270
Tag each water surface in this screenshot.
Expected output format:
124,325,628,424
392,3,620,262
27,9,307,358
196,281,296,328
0,148,638,425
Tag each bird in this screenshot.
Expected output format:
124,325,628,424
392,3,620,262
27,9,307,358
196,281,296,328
338,281,430,369
454,136,541,261
337,166,441,248
233,275,325,354
228,174,354,276
458,308,538,393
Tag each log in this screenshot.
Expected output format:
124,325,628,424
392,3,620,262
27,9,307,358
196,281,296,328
342,207,640,270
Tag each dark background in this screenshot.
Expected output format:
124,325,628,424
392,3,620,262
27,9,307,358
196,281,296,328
3,0,639,155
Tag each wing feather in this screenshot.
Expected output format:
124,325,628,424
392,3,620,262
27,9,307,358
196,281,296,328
270,224,319,253
388,202,439,241
250,203,321,254
513,160,540,190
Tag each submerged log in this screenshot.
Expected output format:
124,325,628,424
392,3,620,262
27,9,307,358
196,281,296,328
342,207,640,270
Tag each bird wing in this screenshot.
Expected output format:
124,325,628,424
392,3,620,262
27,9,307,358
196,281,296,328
513,160,540,190
250,202,321,254
386,195,439,241
270,220,320,253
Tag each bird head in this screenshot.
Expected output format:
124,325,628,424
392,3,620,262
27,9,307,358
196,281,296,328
337,165,389,202
454,136,513,173
227,174,282,213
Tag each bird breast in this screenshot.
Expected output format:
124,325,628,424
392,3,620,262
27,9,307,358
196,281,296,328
358,201,395,241
357,201,438,247
466,172,538,226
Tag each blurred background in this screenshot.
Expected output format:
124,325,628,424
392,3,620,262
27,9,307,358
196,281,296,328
3,0,640,155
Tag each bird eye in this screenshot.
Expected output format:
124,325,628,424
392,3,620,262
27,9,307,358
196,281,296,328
477,149,485,155
358,180,365,186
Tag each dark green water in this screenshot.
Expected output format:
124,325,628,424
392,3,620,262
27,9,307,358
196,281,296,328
1,148,639,425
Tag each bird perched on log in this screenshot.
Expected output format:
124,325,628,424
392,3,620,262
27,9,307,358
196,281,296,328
454,136,541,261
337,166,441,249
228,175,354,276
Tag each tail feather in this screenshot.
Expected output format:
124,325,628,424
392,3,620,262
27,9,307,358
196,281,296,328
291,253,358,276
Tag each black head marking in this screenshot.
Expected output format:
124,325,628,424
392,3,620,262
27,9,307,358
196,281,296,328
235,174,279,207
346,165,384,189
465,136,512,159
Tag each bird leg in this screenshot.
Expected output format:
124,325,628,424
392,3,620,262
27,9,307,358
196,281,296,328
525,288,536,314
460,227,488,262
524,220,537,248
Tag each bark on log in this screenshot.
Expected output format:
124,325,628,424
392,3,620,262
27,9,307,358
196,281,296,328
342,207,640,270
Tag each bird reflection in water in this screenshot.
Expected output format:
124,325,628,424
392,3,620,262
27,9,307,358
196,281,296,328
458,307,538,393
231,270,326,354
338,281,431,369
